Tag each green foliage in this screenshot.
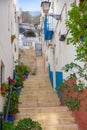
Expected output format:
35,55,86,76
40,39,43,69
66,0,87,61
3,118,42,130
15,118,42,130
4,90,19,115
15,60,31,79
11,91,19,104
65,98,81,111
60,1,87,111
11,34,16,39
59,62,87,111
14,79,23,88
3,121,15,130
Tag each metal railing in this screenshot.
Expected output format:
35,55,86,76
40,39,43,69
5,85,13,121
0,112,3,130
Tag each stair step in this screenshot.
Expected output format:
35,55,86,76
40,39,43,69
43,124,78,130
16,111,72,119
15,118,75,125
18,104,60,106
18,106,69,112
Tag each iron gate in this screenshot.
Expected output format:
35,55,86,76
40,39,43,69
35,43,42,57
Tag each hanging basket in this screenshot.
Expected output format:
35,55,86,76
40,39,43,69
11,35,16,43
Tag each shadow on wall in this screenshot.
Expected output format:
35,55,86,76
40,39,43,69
48,64,63,95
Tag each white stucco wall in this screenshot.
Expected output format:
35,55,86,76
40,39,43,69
48,0,80,78
0,0,18,82
11,0,18,62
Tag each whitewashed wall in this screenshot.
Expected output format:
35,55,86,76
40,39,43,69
48,0,80,78
11,0,18,62
0,0,18,83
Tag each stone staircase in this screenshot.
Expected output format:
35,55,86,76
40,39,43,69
15,56,79,130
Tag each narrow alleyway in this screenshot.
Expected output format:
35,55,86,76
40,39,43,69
15,50,79,130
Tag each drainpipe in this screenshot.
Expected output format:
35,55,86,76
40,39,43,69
52,45,56,91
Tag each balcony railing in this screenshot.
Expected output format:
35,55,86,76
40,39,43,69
44,16,53,40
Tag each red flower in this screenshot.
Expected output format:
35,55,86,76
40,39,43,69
8,77,15,83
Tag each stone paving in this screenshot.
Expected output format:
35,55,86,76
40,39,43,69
15,49,79,130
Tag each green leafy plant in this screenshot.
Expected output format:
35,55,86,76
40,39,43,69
11,34,16,38
24,66,31,75
3,121,15,130
66,0,87,62
3,118,42,130
14,79,23,88
11,34,16,43
59,0,87,111
15,118,42,130
15,60,31,79
59,62,87,111
4,90,19,116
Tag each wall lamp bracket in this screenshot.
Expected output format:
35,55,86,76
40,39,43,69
59,29,70,41
49,14,61,20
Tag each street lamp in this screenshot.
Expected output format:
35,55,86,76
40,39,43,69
41,0,61,20
41,1,51,15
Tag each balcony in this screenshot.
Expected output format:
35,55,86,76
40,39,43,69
44,16,53,40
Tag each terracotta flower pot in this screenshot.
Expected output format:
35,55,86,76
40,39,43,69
11,37,14,43
1,84,7,96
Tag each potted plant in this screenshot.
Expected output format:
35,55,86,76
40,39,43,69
7,104,19,121
2,121,15,130
14,80,23,94
24,66,31,78
1,83,8,96
15,118,42,130
11,34,16,43
16,62,26,80
4,90,19,121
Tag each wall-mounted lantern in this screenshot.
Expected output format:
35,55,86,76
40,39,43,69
41,0,51,15
59,29,70,41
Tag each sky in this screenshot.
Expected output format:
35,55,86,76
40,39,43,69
17,0,41,11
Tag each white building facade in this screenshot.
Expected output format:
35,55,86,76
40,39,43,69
41,0,80,93
0,0,18,88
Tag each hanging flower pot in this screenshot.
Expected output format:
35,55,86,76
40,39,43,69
1,83,8,96
11,34,16,43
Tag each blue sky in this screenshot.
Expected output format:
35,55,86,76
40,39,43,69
17,0,41,11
